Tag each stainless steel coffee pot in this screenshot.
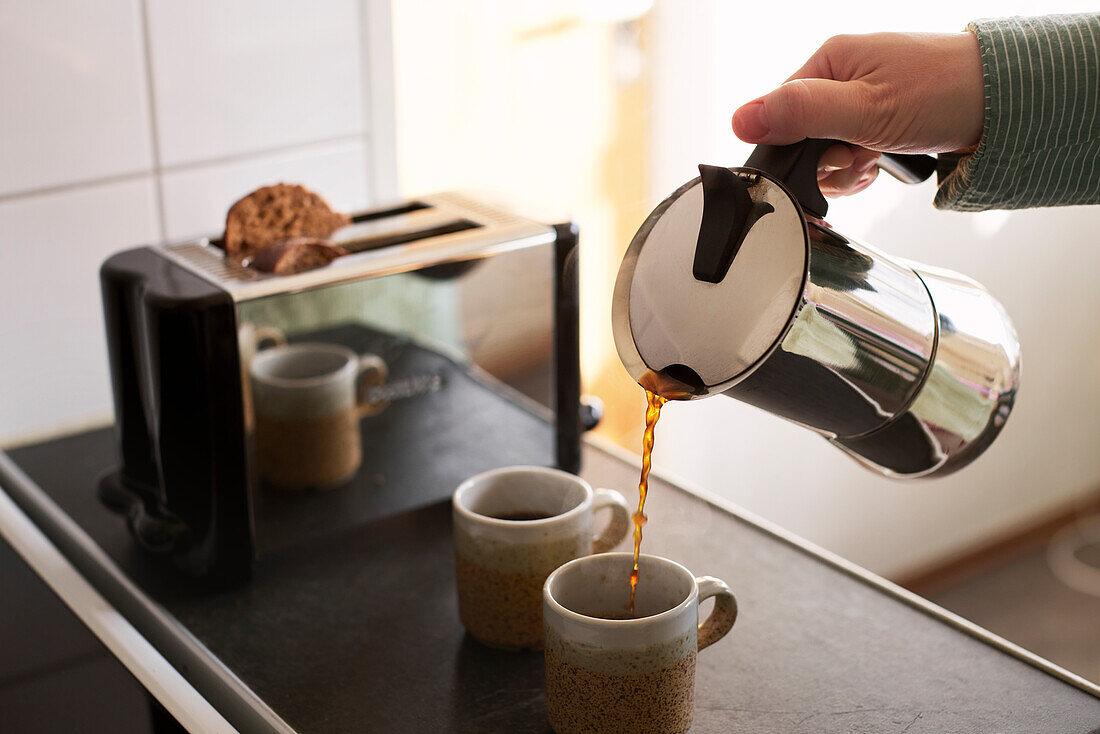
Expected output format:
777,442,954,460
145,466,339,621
613,139,1020,478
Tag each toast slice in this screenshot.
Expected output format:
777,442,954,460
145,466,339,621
223,183,350,261
250,238,349,275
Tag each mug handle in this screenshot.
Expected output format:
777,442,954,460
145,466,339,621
356,354,390,418
252,326,286,350
590,488,632,554
696,576,738,651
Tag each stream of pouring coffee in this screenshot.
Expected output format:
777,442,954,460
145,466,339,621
629,389,667,616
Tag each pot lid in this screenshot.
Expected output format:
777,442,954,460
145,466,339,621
612,166,808,399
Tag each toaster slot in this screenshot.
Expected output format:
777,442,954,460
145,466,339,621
339,219,480,253
350,201,429,222
330,204,482,253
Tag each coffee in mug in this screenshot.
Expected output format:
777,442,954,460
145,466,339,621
250,343,387,491
452,466,632,651
543,552,737,734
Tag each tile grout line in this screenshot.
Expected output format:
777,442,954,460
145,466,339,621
0,134,367,208
136,0,168,242
361,0,400,201
160,133,365,176
0,170,154,207
357,0,373,201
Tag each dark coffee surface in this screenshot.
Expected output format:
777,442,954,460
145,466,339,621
592,612,640,621
489,511,557,521
5,428,1100,733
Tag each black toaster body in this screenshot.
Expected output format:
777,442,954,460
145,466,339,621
99,194,584,586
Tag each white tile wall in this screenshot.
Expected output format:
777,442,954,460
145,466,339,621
0,1,394,443
145,0,364,166
160,139,370,240
0,178,160,441
0,0,153,196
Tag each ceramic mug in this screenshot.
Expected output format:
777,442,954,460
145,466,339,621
452,466,632,650
250,343,387,491
543,552,738,734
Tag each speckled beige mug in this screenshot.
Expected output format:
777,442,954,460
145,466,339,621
250,343,387,491
543,553,737,734
453,466,632,651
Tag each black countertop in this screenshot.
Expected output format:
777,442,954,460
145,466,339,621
3,427,1099,733
0,536,157,733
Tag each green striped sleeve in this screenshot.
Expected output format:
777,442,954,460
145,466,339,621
934,13,1100,211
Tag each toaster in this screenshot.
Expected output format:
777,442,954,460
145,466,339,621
98,192,589,586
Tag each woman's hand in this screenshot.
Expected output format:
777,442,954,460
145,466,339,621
732,32,984,197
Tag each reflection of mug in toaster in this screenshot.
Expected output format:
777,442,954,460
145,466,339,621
239,323,286,430
250,343,387,492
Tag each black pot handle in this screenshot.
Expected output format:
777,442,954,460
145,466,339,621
743,139,936,218
876,152,938,184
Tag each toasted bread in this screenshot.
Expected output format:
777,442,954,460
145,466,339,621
250,238,348,275
223,184,350,261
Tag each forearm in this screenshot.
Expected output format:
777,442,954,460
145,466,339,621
935,13,1100,211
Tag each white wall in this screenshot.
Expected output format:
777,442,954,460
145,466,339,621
648,0,1100,577
389,2,646,388
0,0,396,445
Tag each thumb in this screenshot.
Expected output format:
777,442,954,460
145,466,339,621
733,79,874,146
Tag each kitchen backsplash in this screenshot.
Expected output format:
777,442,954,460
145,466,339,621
0,0,396,443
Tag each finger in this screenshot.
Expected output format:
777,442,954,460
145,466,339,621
820,166,879,198
817,144,855,177
818,146,879,178
850,147,881,172
844,169,879,196
732,78,874,146
820,165,872,196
